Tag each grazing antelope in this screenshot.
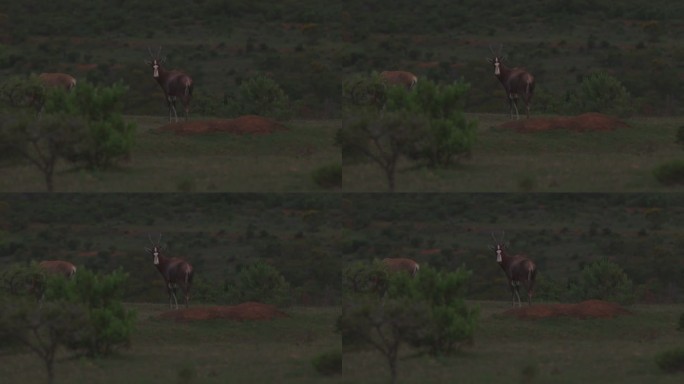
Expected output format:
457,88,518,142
145,47,194,122
492,232,536,307
487,45,535,119
380,71,418,90
38,73,77,92
38,260,77,278
382,257,420,277
145,234,194,309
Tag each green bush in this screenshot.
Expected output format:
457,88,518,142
311,163,342,189
568,259,635,304
231,74,292,120
228,261,291,306
566,72,632,117
653,160,684,186
311,349,342,376
44,81,136,170
45,268,136,357
655,348,684,373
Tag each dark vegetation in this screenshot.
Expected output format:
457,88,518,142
342,0,684,116
0,0,341,119
0,194,341,307
342,193,684,304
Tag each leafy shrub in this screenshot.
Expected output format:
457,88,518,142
655,348,684,373
311,349,342,376
565,72,632,117
231,74,292,120
44,81,136,170
653,160,684,186
45,268,136,357
311,163,342,189
568,259,635,304
228,261,291,306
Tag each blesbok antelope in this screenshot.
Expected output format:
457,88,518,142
145,47,194,122
38,260,77,278
38,73,77,92
382,257,420,277
492,232,537,307
379,71,418,90
487,45,535,119
145,234,194,309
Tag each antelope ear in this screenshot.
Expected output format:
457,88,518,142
144,247,152,253
500,56,505,61
487,58,493,63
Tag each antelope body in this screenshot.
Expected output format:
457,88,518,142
146,47,193,122
145,234,193,309
382,257,420,277
38,73,77,92
492,235,536,306
380,71,418,90
487,46,535,119
38,260,77,278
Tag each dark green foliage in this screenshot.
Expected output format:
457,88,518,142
0,298,90,384
384,80,477,168
655,348,684,373
568,259,636,304
653,160,684,186
311,349,342,376
43,82,136,170
676,126,684,147
311,163,342,189
44,268,136,357
230,74,293,121
565,72,632,117
0,75,45,110
678,312,684,331
228,261,292,307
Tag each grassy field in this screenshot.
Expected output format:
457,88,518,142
343,300,684,384
0,116,340,192
342,114,684,192
0,304,342,384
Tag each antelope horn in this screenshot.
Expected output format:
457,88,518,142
489,44,497,56
147,47,155,58
148,233,155,245
491,232,498,243
157,46,162,59
158,233,162,245
498,43,503,56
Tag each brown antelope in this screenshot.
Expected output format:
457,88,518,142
487,45,535,119
38,73,77,92
382,257,420,277
379,71,418,90
145,234,194,309
146,47,194,122
38,260,77,278
492,232,536,307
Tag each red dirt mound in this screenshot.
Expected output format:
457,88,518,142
158,302,288,322
156,115,287,135
503,300,632,320
500,113,629,132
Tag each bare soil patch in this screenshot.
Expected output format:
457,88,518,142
503,300,632,320
158,302,288,322
156,115,287,135
500,113,629,133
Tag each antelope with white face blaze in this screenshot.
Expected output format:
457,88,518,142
145,47,194,122
380,71,418,90
487,45,535,119
492,232,537,307
145,234,194,309
382,257,420,277
38,260,77,278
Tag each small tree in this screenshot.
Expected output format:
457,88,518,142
340,264,478,383
0,298,90,384
43,81,136,170
0,113,85,192
44,268,136,357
